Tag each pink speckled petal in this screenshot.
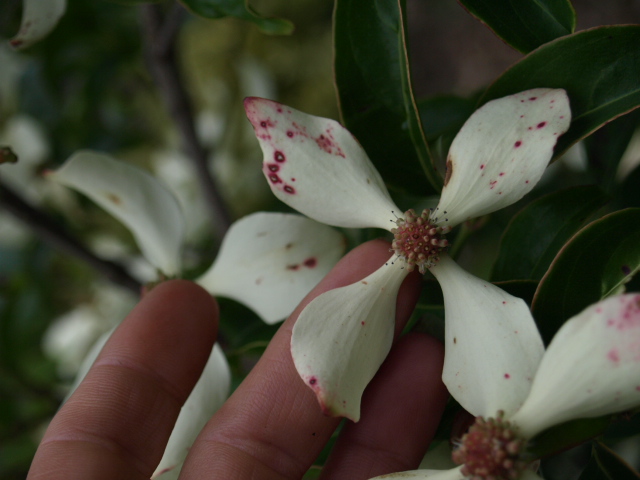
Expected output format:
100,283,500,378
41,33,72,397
432,89,571,229
430,255,545,419
197,212,345,324
511,294,640,438
49,151,184,276
244,97,400,230
370,466,465,480
10,0,66,50
291,258,409,422
152,344,230,479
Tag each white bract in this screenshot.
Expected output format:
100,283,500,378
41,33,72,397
48,151,346,477
371,293,640,480
49,150,346,324
10,0,67,50
245,89,571,421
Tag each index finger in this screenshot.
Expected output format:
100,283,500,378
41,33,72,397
28,280,218,480
180,239,423,479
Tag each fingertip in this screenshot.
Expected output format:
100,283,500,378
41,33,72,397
103,279,219,399
29,280,221,480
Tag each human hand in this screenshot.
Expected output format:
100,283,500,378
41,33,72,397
28,239,449,480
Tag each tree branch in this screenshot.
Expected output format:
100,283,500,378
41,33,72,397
139,3,232,240
0,178,142,294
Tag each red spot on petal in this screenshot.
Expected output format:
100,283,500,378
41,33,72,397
514,141,522,148
268,164,279,172
269,174,281,184
277,107,283,113
274,151,285,162
260,121,267,127
361,321,365,326
287,264,300,271
607,295,640,330
502,301,507,304
499,172,505,177
529,97,538,101
480,164,485,170
304,257,317,268
608,348,620,363
284,185,296,194
525,180,530,184
286,131,294,137
504,373,510,379
309,377,317,386
315,130,345,157
537,121,547,129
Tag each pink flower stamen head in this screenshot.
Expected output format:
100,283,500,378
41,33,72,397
452,411,527,480
390,208,450,274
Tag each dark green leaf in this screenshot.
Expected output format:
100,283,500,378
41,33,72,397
481,26,640,161
578,442,640,480
179,0,293,35
586,108,640,194
459,0,575,53
334,0,439,195
528,416,610,460
417,94,477,142
620,164,640,209
491,185,609,282
531,208,640,344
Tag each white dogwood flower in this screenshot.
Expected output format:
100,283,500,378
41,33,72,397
48,151,346,478
371,292,640,480
245,89,571,421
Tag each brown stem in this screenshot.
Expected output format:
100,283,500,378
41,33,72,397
139,3,232,240
0,178,141,294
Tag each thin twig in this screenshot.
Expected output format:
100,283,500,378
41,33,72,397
0,178,142,294
139,3,232,240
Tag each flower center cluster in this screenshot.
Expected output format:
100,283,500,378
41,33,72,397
452,412,527,480
390,209,450,274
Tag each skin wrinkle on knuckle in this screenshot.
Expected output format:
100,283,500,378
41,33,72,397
43,363,184,476
202,433,307,479
93,353,187,405
37,430,151,479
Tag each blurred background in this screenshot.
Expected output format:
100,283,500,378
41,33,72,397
1,1,640,478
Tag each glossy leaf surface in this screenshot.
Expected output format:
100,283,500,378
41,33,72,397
482,26,640,160
334,0,438,195
532,208,640,343
492,185,609,282
459,0,575,53
578,442,640,480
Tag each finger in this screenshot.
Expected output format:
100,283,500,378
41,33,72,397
319,333,449,479
28,280,218,480
180,239,422,480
